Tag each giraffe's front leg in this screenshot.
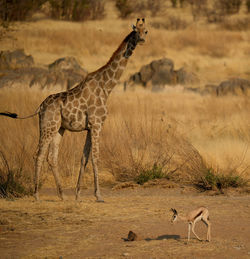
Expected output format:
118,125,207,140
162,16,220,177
91,126,104,202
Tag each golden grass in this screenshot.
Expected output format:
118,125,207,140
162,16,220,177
1,13,249,84
0,88,249,192
0,2,250,191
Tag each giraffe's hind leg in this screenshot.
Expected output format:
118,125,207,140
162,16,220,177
47,128,65,200
34,136,52,201
76,129,91,201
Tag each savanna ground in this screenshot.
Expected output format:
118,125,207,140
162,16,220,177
0,0,250,258
0,187,250,258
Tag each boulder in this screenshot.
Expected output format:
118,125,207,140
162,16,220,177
176,67,199,85
124,58,198,91
0,53,87,90
0,49,34,70
48,56,87,75
216,78,250,96
197,78,250,96
202,84,218,95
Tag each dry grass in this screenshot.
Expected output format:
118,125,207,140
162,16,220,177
0,1,250,193
0,88,249,193
1,10,249,83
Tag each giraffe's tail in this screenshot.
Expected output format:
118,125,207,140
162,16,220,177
0,112,18,118
0,107,40,120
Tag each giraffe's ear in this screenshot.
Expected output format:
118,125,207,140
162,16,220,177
171,208,177,214
132,24,136,31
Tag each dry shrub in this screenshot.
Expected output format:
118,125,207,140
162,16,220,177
196,165,248,191
0,0,105,22
0,0,44,22
100,98,205,183
49,0,105,21
215,0,242,15
151,16,189,30
0,89,249,194
188,0,208,21
247,0,250,12
115,0,164,18
0,149,34,198
221,17,250,31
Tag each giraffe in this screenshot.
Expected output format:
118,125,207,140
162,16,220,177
0,18,148,202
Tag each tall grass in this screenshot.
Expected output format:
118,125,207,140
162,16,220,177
100,95,205,183
0,10,250,195
0,89,249,195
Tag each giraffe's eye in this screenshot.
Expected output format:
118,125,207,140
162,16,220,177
145,31,148,34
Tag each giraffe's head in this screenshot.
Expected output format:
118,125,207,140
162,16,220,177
124,18,147,58
132,18,148,45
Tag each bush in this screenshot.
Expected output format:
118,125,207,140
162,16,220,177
215,0,242,15
100,103,206,184
49,0,105,21
221,17,250,31
170,0,177,8
0,0,105,22
188,0,208,21
115,0,133,18
115,0,164,18
151,16,189,30
0,151,33,198
136,163,168,185
0,0,45,22
197,167,247,191
146,0,163,16
247,0,250,12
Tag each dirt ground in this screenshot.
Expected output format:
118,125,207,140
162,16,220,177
0,185,249,259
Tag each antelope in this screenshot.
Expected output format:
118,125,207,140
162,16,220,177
171,207,211,242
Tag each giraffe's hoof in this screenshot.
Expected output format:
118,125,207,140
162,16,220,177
34,193,40,201
96,198,104,203
59,194,65,201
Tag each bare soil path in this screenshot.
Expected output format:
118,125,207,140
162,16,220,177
0,187,249,258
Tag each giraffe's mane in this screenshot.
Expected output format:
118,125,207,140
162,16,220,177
88,31,134,76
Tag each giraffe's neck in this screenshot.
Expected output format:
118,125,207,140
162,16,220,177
88,31,138,96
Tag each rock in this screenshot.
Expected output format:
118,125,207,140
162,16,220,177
187,78,250,96
0,49,34,70
48,56,87,75
176,67,199,85
202,84,218,95
0,53,88,90
29,68,85,90
216,78,250,96
124,58,198,91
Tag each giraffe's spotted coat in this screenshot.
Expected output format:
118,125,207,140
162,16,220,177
32,18,147,201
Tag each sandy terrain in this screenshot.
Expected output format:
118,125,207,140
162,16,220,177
0,186,249,259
